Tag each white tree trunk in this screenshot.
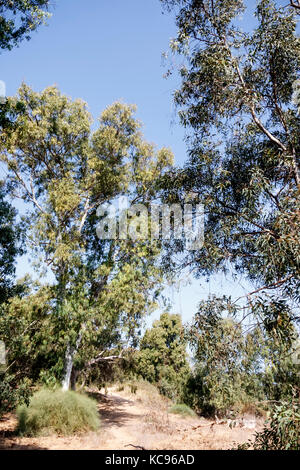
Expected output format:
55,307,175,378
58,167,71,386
62,344,74,391
61,331,83,391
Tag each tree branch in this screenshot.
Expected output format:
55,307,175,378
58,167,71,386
290,0,300,10
85,350,124,368
235,275,293,302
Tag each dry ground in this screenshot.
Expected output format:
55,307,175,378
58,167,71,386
0,385,263,450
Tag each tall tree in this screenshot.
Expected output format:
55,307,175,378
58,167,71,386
137,312,190,400
160,0,300,321
0,84,174,390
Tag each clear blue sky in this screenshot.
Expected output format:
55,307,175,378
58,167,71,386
1,0,254,326
1,0,186,160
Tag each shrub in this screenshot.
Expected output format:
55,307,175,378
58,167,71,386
17,389,100,436
236,399,300,450
127,379,168,408
169,403,196,417
158,376,179,401
0,374,31,417
251,401,300,450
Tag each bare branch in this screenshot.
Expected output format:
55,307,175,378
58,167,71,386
290,0,300,11
85,350,124,368
235,275,293,302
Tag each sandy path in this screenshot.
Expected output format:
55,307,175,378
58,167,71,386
95,392,149,449
0,388,262,450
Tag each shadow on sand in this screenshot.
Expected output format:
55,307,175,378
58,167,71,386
87,390,143,429
0,415,48,450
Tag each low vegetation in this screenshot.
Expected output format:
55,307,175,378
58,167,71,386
169,404,196,418
237,400,300,450
17,389,100,436
116,380,166,407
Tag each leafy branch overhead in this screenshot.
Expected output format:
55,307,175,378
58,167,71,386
0,0,51,51
160,0,300,308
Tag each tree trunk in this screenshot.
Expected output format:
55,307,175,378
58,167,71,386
61,332,83,391
70,368,79,391
62,344,74,391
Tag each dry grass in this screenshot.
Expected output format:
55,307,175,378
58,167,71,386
113,381,176,436
239,402,267,418
143,399,174,434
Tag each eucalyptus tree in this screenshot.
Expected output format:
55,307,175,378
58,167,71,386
160,0,300,322
185,297,263,415
0,0,51,51
185,296,299,415
0,84,173,389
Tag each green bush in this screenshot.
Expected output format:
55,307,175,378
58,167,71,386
158,376,179,401
236,399,300,450
169,403,196,417
0,374,31,417
17,389,100,436
251,401,300,450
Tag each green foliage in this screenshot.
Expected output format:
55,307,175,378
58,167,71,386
0,283,56,384
158,375,180,401
0,184,24,303
0,374,31,416
160,0,300,314
136,313,190,400
185,297,264,415
17,389,100,436
161,0,300,439
169,403,196,417
0,183,26,416
0,84,174,389
253,401,300,450
238,398,300,450
85,348,139,391
185,296,299,416
0,0,51,51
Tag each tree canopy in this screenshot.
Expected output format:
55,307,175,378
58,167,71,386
0,2,299,447
0,84,174,390
137,312,190,399
0,0,51,51
159,0,300,325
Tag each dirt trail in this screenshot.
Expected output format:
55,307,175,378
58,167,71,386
0,387,262,450
95,392,149,450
